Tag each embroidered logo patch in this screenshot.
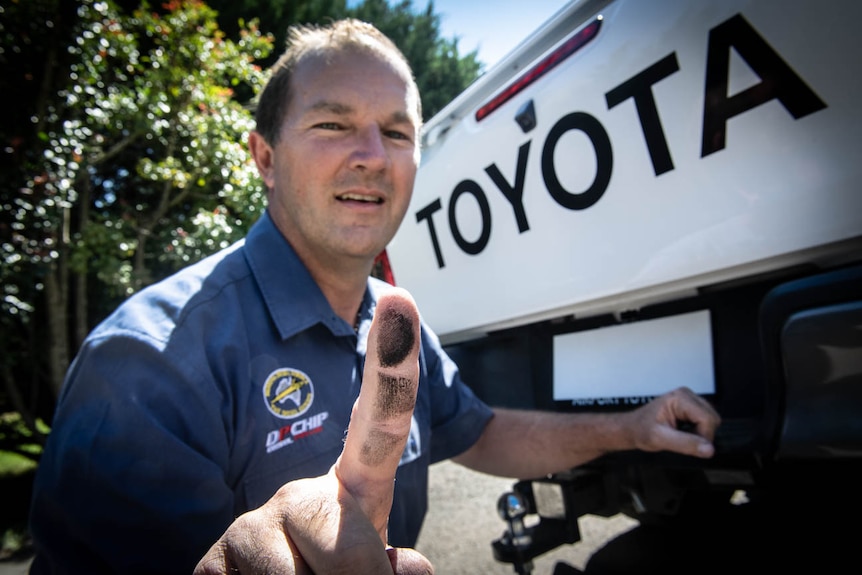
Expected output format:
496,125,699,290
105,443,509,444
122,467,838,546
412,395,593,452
263,368,314,419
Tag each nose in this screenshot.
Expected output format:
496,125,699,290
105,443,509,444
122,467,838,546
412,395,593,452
349,125,388,172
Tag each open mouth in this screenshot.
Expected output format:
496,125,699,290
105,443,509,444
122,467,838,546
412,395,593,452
337,193,383,204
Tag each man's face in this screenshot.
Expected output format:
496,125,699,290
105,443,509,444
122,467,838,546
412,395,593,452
254,48,421,270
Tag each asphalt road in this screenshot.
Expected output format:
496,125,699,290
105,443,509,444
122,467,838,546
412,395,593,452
0,556,28,575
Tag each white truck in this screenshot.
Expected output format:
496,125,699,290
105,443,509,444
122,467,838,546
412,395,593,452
388,0,862,571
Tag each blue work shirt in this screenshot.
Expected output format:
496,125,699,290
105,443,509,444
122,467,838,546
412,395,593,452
29,211,494,575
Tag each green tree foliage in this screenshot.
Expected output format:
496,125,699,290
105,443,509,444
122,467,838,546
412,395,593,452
0,0,81,438
0,0,272,425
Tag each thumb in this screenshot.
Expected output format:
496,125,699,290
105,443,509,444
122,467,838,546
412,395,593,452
334,287,421,542
387,547,435,575
657,424,716,458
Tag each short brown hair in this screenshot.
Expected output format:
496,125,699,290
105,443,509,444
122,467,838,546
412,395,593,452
254,19,422,146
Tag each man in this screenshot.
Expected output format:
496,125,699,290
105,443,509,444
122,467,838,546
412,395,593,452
29,19,720,575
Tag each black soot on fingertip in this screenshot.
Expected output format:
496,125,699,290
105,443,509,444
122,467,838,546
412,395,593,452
376,305,415,368
360,429,402,466
376,373,416,418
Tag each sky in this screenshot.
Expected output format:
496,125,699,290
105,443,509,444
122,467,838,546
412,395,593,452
425,0,572,68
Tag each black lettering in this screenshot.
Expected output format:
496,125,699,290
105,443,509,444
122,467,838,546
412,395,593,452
416,198,445,268
542,112,612,210
485,141,532,233
448,180,492,256
702,13,827,157
606,53,680,176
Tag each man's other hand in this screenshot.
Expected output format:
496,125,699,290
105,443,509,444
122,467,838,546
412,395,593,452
626,387,721,458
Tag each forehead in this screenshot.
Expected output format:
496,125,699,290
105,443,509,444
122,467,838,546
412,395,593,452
288,48,420,124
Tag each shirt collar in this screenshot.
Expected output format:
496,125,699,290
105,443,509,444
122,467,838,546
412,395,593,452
244,210,373,340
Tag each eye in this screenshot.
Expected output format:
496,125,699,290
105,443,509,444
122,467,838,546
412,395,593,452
314,122,344,131
384,129,412,142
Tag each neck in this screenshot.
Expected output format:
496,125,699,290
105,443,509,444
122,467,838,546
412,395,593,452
267,210,377,326
313,263,371,327
295,245,374,327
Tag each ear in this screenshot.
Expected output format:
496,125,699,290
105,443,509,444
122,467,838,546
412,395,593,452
248,131,276,189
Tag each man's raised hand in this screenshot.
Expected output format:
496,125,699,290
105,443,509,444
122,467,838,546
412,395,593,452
335,287,422,543
194,288,432,575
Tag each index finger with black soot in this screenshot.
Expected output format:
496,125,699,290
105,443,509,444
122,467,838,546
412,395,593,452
334,287,421,542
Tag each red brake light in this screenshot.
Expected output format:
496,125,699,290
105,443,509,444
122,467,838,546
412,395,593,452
373,250,396,285
475,17,603,122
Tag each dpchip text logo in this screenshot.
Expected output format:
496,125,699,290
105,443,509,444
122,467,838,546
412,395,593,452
266,412,329,454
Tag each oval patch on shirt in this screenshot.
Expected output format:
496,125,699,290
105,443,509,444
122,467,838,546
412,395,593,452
263,368,315,419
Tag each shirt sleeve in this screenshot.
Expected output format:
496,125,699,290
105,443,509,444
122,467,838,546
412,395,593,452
420,326,494,464
29,331,235,575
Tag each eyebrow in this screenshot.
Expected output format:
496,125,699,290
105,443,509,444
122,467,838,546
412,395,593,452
309,100,353,115
307,100,416,126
